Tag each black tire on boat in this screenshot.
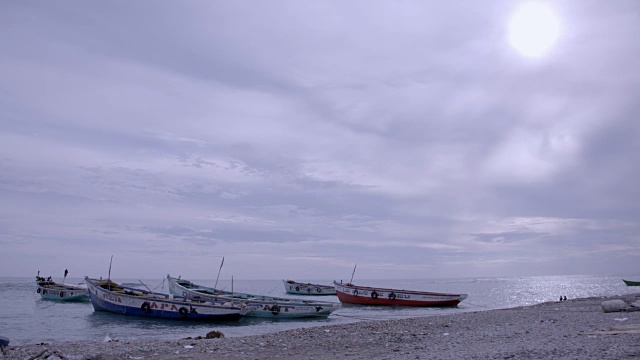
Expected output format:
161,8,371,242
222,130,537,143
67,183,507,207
388,292,396,300
59,292,65,298
179,307,188,317
371,291,378,299
270,305,280,315
316,287,321,293
37,288,41,294
141,302,151,314
295,286,300,292
353,289,359,296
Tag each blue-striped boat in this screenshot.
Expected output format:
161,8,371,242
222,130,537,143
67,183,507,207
85,277,249,321
36,276,90,302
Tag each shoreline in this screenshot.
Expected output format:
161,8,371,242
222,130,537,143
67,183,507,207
4,293,640,359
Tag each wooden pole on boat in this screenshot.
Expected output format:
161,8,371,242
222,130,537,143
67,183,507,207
349,263,357,284
107,255,113,291
214,257,224,290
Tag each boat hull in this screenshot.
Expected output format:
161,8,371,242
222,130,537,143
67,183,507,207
623,279,640,286
86,278,246,321
36,281,90,302
283,280,336,295
334,282,467,307
168,276,340,318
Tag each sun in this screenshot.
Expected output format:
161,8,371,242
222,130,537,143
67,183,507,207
508,2,561,58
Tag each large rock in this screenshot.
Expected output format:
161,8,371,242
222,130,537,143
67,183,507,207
0,336,9,355
206,330,225,339
601,299,628,313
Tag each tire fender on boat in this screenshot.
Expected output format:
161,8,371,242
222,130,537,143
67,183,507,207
388,292,396,300
59,292,65,298
316,288,321,293
270,305,281,315
179,307,188,317
37,288,41,294
295,286,300,292
371,291,378,299
141,302,151,314
353,289,359,296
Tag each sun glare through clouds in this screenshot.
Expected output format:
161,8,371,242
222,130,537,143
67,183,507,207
508,2,561,58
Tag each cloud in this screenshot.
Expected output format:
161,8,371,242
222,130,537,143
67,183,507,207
1,0,639,279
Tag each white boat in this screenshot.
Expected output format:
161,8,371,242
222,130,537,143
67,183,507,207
167,275,341,318
283,279,336,295
36,276,89,302
85,277,249,321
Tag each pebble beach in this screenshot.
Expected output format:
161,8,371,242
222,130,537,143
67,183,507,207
4,293,640,360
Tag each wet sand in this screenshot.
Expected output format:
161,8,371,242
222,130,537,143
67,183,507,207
4,293,640,359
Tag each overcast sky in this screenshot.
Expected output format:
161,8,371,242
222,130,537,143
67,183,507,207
1,1,639,281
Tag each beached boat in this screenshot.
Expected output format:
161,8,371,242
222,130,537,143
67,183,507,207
283,280,337,295
85,277,249,320
167,275,341,318
623,279,640,286
333,281,468,307
35,276,90,302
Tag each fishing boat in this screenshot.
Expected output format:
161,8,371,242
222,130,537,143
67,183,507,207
623,279,640,286
85,277,249,321
35,275,90,302
333,281,468,307
283,279,336,295
167,275,341,318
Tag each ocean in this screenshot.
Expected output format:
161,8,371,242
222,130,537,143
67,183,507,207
1,274,638,345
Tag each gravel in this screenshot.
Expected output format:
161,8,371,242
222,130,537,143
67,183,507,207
4,293,640,359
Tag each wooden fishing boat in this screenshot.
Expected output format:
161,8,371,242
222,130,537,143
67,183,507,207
333,281,467,307
623,279,640,286
35,276,90,302
283,279,336,295
167,275,341,318
85,277,249,321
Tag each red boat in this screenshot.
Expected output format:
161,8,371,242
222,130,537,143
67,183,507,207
333,281,467,307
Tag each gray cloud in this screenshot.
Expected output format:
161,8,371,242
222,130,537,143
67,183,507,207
1,0,639,279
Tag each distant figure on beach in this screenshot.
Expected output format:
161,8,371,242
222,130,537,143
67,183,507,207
560,296,563,302
563,296,567,301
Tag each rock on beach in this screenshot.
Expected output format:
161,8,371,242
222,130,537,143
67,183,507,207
4,293,640,360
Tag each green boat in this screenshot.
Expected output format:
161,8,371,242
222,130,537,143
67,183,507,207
623,279,640,286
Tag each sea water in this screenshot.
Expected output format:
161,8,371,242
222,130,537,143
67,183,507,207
1,274,638,345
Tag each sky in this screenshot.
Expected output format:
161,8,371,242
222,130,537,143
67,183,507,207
1,1,639,281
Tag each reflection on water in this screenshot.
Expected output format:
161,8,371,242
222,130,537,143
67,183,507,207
2,274,639,345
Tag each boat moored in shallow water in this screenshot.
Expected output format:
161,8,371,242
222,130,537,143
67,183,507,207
623,279,640,286
35,276,89,302
168,275,341,318
334,281,467,307
283,279,336,295
85,277,249,321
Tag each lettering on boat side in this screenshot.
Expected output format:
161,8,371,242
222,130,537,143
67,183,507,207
151,302,180,311
102,293,122,303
